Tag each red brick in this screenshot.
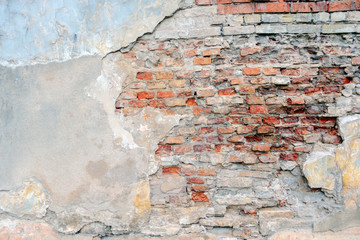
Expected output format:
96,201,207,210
187,177,205,184
184,49,197,57
323,134,342,144
197,90,216,97
216,0,231,3
157,91,175,98
323,86,340,94
238,86,256,95
196,0,212,5
295,126,314,135
231,107,249,115
301,117,319,125
138,91,154,99
194,144,211,152
241,47,260,56
329,0,360,12
218,88,236,96
282,116,299,124
263,117,280,125
250,105,268,114
257,126,275,134
207,135,224,143
305,87,322,95
173,144,191,153
281,68,300,76
255,2,290,13
156,72,174,80
243,67,261,76
319,117,337,126
198,127,215,135
166,137,185,144
280,153,299,161
149,100,166,108
193,106,211,115
246,135,263,143
194,57,211,65
292,77,311,85
136,72,153,80
287,96,305,105
227,135,245,143
218,126,236,134
129,100,147,108
162,166,180,175
192,192,209,202
252,144,271,152
291,2,328,12
177,90,193,97
263,67,280,76
230,78,245,85
192,186,209,192
218,3,254,14
226,116,242,124
207,118,224,125
198,168,216,176
156,145,171,155
203,48,221,56
215,144,233,152
191,136,204,142
246,96,264,105
187,98,198,106
237,125,256,134
352,56,360,65
242,116,262,124
294,145,312,152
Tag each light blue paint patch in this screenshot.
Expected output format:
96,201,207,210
146,6,162,17
355,155,360,168
0,0,175,65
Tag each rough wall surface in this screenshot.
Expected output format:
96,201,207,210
1,0,360,239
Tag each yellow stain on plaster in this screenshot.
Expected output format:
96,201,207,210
133,180,150,215
336,138,360,190
0,179,47,215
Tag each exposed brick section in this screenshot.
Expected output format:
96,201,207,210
114,4,358,238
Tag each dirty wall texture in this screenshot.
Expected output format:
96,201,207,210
1,0,360,239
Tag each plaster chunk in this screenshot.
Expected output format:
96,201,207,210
0,178,49,218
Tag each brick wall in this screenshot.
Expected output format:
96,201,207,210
115,0,360,238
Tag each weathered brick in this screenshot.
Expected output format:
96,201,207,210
246,96,264,105
250,105,268,114
329,0,360,12
227,135,245,143
243,67,261,76
252,144,271,152
218,88,236,96
203,48,221,56
194,57,211,65
218,4,254,15
196,0,212,6
255,2,290,13
162,166,180,175
291,2,328,12
198,168,216,176
352,57,360,65
238,86,256,95
156,71,174,80
157,91,175,98
173,144,191,153
192,192,209,202
257,125,275,134
166,98,187,107
241,47,260,56
136,72,153,80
